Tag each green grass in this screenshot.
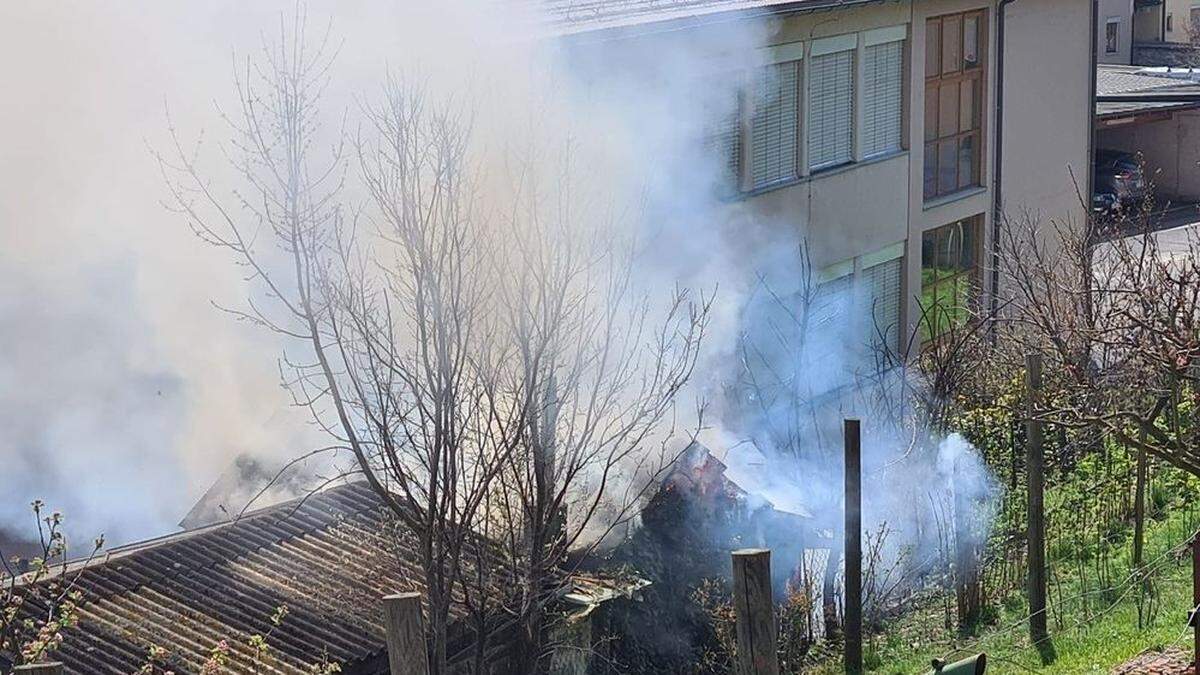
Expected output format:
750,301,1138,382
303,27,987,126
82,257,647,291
808,501,1200,674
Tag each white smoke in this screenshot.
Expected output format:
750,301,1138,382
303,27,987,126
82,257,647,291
0,0,999,569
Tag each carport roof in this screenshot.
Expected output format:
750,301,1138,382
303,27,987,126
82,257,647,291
1097,65,1200,118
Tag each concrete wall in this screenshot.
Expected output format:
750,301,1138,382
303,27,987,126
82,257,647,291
1164,0,1196,43
1003,0,1094,224
1099,111,1200,200
575,0,1092,348
1134,3,1164,42
1098,0,1134,64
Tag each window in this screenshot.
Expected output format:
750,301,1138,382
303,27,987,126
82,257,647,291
863,254,903,354
750,60,801,189
808,49,855,170
863,40,904,158
924,11,984,201
705,26,907,195
919,216,980,340
1106,17,1121,54
705,75,743,195
1167,13,1174,32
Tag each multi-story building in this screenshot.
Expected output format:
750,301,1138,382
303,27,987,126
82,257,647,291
1098,0,1200,65
550,0,1094,354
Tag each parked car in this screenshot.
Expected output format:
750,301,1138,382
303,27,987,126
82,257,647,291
1093,148,1148,211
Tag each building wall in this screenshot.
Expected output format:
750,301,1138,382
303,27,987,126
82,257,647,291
1002,0,1094,223
1098,0,1134,64
572,0,1092,354
1134,3,1165,43
1164,0,1196,43
723,0,1091,345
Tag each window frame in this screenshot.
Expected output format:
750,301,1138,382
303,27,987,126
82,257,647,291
919,215,983,341
1105,17,1121,54
807,47,857,172
707,26,909,197
862,38,906,159
924,10,986,202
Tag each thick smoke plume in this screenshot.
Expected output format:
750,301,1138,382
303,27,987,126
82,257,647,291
0,0,999,578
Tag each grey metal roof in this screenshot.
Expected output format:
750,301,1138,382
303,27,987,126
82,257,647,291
1097,66,1184,96
4,482,499,674
536,0,883,36
1096,65,1200,118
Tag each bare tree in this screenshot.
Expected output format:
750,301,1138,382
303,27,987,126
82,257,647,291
486,137,711,673
995,191,1200,479
160,15,709,674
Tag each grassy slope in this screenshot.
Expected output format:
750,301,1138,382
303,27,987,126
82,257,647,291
810,502,1200,674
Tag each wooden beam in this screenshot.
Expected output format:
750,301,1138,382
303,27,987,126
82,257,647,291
732,548,780,675
382,592,430,675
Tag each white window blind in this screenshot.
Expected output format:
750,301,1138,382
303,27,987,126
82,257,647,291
751,61,800,189
811,273,853,331
863,256,902,355
707,81,743,194
863,41,904,158
808,49,855,171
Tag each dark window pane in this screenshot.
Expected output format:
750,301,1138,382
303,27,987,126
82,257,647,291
942,16,962,74
924,143,938,199
925,85,939,141
958,134,976,189
926,19,941,77
940,223,958,272
963,15,980,69
961,216,977,270
960,79,977,132
938,139,958,194
939,84,959,138
920,216,982,341
922,228,938,271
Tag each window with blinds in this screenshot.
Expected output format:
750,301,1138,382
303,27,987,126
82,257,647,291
808,50,855,171
705,79,743,195
863,256,902,354
750,60,801,189
863,40,904,158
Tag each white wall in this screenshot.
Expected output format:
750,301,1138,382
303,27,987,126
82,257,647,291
1004,0,1094,226
1098,0,1134,64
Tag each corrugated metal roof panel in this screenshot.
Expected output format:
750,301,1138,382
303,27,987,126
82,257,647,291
2,482,458,674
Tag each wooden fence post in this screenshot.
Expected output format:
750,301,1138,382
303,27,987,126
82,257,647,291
844,418,863,674
382,592,430,675
1192,534,1200,675
13,664,64,675
732,548,779,675
1025,354,1048,647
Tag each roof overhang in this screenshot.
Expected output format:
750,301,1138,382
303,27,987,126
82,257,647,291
543,0,890,42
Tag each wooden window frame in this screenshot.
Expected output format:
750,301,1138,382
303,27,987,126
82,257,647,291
919,215,983,340
924,10,985,202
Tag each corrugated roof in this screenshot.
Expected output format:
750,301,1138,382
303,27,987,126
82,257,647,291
5,482,480,674
536,0,883,36
1096,64,1200,118
1097,66,1182,96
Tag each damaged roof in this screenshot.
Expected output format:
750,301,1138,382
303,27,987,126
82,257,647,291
6,482,474,674
6,481,648,675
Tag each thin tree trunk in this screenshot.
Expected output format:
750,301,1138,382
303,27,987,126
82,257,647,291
823,544,841,638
